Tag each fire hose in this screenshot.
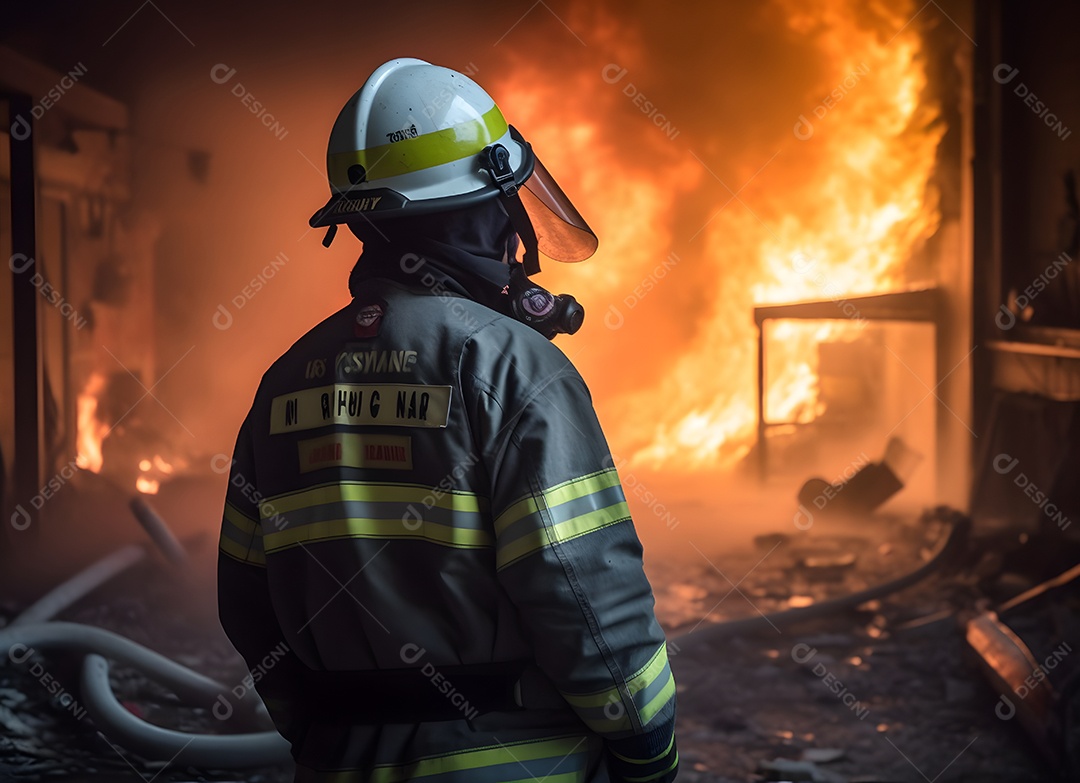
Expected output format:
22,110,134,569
1,529,291,768
81,653,290,767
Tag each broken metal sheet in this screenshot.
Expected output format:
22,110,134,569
965,611,1059,762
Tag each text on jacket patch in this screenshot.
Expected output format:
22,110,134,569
269,384,452,433
336,349,418,377
297,433,413,472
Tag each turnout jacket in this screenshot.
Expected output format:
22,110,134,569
218,270,678,783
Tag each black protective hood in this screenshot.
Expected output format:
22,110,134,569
347,197,518,313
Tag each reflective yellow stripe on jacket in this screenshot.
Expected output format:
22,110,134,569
559,643,675,734
294,734,593,783
218,501,266,566
259,481,493,554
494,468,630,570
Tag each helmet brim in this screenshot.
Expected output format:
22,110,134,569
309,184,500,228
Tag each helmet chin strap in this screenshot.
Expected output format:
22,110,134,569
481,143,586,338
322,223,339,248
482,143,542,276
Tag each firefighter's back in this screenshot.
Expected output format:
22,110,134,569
245,279,610,781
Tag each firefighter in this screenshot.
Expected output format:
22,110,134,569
217,57,678,783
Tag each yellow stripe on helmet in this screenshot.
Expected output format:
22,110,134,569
328,104,508,186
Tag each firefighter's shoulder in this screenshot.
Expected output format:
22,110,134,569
460,312,584,399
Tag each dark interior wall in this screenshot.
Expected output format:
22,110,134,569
999,1,1080,329
970,2,1080,533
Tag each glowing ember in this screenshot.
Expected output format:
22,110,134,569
136,454,174,494
136,476,161,495
75,373,109,473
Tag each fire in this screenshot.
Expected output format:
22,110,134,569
626,0,944,470
76,370,173,494
135,476,161,495
136,454,174,494
491,0,943,473
765,320,866,426
75,373,108,473
492,61,702,299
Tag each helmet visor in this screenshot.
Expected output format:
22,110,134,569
520,155,598,263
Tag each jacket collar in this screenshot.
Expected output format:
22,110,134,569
349,238,512,315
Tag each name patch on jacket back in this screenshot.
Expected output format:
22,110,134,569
269,384,452,433
297,433,412,471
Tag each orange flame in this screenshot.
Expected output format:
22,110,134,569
493,0,943,473
75,373,108,473
629,0,943,470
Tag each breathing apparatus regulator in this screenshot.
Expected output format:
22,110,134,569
308,58,597,337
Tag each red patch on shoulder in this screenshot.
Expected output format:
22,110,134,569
354,300,386,338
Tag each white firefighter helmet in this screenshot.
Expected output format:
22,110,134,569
309,57,597,271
